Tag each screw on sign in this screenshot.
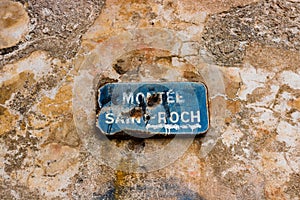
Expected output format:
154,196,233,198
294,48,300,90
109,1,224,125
96,82,209,136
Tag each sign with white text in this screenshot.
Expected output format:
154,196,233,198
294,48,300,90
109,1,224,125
97,82,209,135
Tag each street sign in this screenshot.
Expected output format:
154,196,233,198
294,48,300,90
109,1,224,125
97,82,209,135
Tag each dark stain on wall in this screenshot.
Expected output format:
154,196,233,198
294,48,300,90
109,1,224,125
94,177,206,200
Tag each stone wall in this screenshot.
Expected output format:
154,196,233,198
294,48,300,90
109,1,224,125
0,0,299,199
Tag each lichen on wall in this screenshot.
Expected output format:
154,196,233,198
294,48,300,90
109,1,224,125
0,0,299,199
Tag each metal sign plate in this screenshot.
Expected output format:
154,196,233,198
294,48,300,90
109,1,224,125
97,82,209,135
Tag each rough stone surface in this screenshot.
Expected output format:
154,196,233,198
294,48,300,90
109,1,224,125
0,0,29,49
0,0,299,199
202,0,300,66
0,0,105,67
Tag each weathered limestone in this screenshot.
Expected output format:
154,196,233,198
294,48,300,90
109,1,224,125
0,0,29,49
0,0,299,199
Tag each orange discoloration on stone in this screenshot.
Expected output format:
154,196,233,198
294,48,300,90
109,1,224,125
221,67,241,99
38,84,72,117
43,116,80,148
0,105,18,135
177,0,259,14
288,97,300,111
265,186,287,200
226,100,241,115
0,0,29,48
0,72,34,104
1,0,299,199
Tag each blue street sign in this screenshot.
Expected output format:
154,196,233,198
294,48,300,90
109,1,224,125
97,82,209,135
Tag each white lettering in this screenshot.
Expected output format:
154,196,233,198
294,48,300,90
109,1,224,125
170,112,179,123
136,92,145,104
158,92,164,98
123,92,134,104
125,117,142,124
191,111,201,122
167,90,175,103
131,117,141,124
115,114,125,124
176,93,184,103
181,111,190,123
105,113,114,124
158,112,166,123
146,92,152,99
104,110,202,130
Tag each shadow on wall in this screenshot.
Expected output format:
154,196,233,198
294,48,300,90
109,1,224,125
94,177,205,200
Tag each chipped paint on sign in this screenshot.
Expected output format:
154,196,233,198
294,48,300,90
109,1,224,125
97,82,209,135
